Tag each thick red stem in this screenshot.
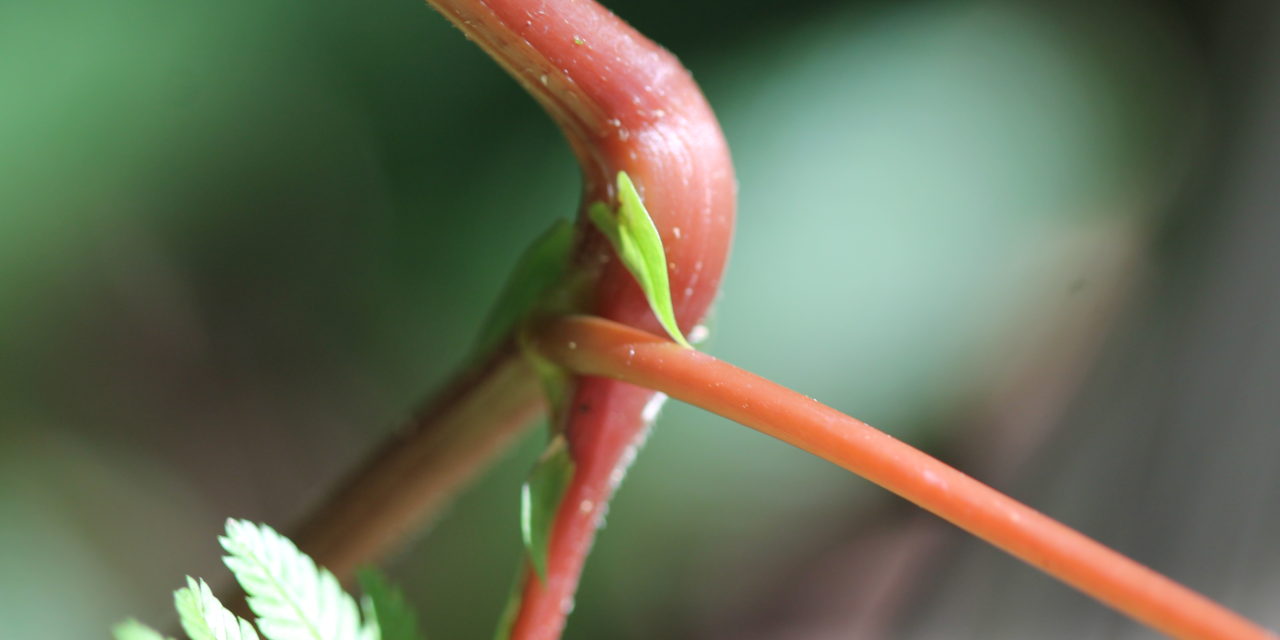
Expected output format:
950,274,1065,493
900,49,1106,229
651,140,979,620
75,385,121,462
423,1,736,638
533,316,1276,640
294,347,544,578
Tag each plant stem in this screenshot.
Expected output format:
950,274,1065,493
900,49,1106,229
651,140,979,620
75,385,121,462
534,315,1276,640
294,0,733,612
417,2,736,637
294,346,544,578
421,0,735,339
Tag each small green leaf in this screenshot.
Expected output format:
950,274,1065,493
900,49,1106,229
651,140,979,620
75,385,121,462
174,576,261,640
112,619,173,640
357,569,424,640
520,435,575,582
518,331,572,423
473,218,575,356
219,519,372,640
490,572,523,640
588,171,690,347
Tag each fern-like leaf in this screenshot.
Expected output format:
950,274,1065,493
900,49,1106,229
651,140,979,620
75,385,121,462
112,619,173,640
219,519,371,640
357,568,425,640
174,576,261,640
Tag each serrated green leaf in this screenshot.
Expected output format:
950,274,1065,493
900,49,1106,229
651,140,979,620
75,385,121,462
175,576,261,640
112,619,173,640
219,519,375,640
473,218,575,356
588,171,690,347
520,435,575,582
357,569,424,640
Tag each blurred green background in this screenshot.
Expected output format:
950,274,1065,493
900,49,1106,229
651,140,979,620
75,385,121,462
3,0,1278,637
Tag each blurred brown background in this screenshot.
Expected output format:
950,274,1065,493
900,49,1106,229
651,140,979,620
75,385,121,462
2,0,1277,637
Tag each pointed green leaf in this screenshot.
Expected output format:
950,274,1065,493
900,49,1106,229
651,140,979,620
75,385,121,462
587,202,621,251
219,519,373,640
174,576,261,640
588,172,690,347
112,619,173,640
473,218,575,356
520,435,575,581
357,569,424,640
490,572,523,640
515,326,572,425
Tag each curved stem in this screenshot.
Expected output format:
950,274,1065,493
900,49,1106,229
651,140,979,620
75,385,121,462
294,0,735,611
422,0,735,337
419,2,735,638
534,315,1276,640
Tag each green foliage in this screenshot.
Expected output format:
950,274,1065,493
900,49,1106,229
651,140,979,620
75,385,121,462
521,333,573,422
520,435,575,581
113,619,174,640
473,218,576,357
220,519,374,640
490,574,523,640
474,217,580,423
112,520,425,640
174,577,260,640
357,569,424,640
588,172,690,347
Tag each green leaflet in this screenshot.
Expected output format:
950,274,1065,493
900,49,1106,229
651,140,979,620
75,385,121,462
357,569,425,640
518,330,571,423
520,434,575,582
220,519,376,640
490,570,524,640
175,576,261,640
588,171,691,347
113,521,405,640
113,620,174,640
472,218,575,357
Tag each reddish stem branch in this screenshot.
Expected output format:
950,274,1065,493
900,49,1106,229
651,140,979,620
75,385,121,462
419,2,735,637
296,0,733,617
534,315,1276,640
295,347,544,578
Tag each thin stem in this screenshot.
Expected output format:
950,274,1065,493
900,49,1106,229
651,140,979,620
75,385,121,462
534,315,1276,640
293,346,544,579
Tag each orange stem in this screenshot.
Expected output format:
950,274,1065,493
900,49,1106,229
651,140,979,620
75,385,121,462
534,315,1276,640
